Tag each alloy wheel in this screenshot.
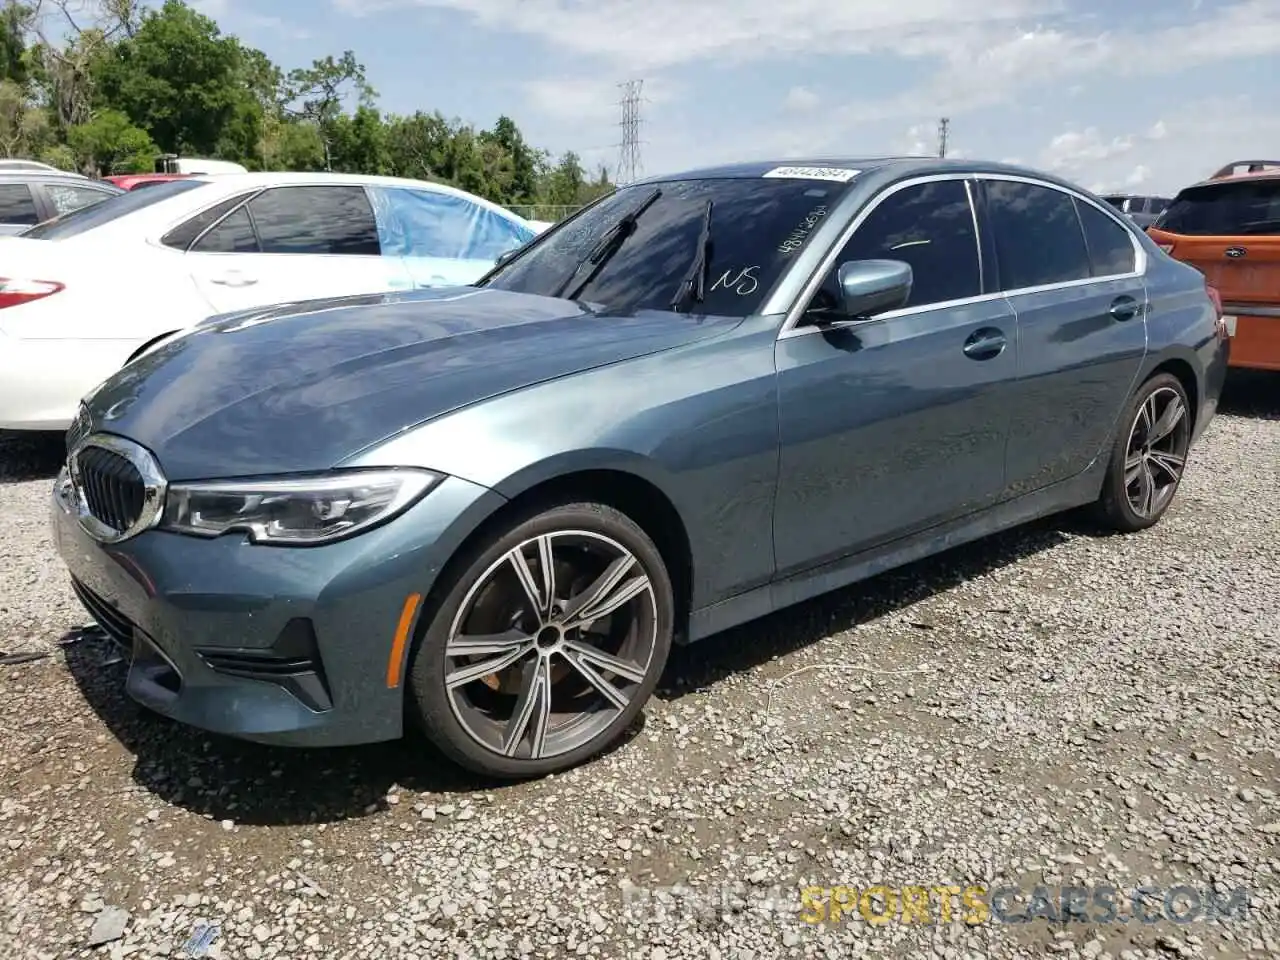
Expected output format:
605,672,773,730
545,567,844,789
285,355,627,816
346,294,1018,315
1124,385,1190,519
443,529,658,761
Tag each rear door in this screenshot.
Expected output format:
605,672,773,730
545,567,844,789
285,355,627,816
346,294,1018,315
981,177,1148,495
1150,177,1280,366
184,184,411,312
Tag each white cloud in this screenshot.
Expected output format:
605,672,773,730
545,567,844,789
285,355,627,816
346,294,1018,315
191,0,311,38
521,76,678,125
783,86,820,113
328,0,1280,189
1042,96,1280,194
1041,127,1137,172
333,0,1053,72
1124,164,1151,187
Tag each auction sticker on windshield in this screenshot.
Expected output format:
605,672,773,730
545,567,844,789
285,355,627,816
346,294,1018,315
762,166,861,182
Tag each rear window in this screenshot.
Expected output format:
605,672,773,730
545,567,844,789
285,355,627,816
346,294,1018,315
20,178,208,240
1155,179,1280,236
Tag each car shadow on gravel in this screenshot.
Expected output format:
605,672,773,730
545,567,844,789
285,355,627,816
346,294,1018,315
1217,369,1280,419
660,515,1074,699
60,627,649,826
0,430,65,482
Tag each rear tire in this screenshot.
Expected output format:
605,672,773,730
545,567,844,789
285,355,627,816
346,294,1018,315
1093,372,1192,532
408,501,673,780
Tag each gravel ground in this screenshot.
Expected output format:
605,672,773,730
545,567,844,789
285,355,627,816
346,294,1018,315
1,372,1278,960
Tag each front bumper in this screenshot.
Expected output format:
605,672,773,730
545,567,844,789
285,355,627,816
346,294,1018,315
52,470,506,747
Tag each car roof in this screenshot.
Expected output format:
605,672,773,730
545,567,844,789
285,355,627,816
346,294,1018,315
182,171,531,223
0,171,119,187
1181,170,1280,191
631,156,1104,196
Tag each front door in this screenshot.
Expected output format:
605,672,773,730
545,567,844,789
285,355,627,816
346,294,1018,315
773,177,1017,576
186,184,411,313
978,178,1149,496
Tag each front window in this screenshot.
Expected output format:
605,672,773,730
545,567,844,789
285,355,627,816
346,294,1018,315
480,176,858,316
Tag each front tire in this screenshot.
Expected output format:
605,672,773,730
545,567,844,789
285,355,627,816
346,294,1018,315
1094,372,1192,532
408,501,674,779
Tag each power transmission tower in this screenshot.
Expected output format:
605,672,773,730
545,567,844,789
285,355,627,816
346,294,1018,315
937,117,950,158
616,79,644,184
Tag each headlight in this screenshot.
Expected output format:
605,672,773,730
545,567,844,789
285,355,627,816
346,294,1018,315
160,468,442,545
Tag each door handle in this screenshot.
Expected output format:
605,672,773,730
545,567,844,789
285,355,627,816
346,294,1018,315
1109,296,1140,321
962,327,1006,360
209,272,258,288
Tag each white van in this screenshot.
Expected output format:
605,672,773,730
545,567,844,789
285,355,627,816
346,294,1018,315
154,155,248,175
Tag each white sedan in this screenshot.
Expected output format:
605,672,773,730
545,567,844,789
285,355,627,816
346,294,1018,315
0,172,537,431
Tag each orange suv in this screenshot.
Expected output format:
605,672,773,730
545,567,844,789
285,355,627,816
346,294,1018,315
1148,160,1280,371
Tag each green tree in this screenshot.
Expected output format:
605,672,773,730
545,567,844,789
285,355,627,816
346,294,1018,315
544,150,585,205
1,1,31,84
581,163,614,203
285,50,373,170
329,103,385,173
93,0,256,156
0,0,613,211
485,114,539,204
384,109,454,181
66,105,154,173
0,76,47,156
265,117,324,171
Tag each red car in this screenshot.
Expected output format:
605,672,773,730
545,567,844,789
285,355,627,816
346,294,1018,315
102,173,193,191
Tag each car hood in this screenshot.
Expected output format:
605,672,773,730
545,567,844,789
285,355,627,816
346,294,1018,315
81,287,740,480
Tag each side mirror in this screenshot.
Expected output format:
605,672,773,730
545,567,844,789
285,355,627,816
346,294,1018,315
836,260,913,319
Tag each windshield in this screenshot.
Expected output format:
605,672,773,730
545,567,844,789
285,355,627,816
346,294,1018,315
480,175,856,316
21,178,209,240
1155,179,1280,236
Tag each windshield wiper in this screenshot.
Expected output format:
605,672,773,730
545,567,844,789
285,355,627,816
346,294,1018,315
670,199,714,311
551,188,662,301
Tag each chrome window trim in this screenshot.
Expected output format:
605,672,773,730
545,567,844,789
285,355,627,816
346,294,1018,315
964,178,984,284
66,432,168,544
187,190,264,253
776,171,1148,342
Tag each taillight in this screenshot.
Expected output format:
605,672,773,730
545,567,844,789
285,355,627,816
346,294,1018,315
1206,283,1223,317
1206,283,1229,340
0,277,64,309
